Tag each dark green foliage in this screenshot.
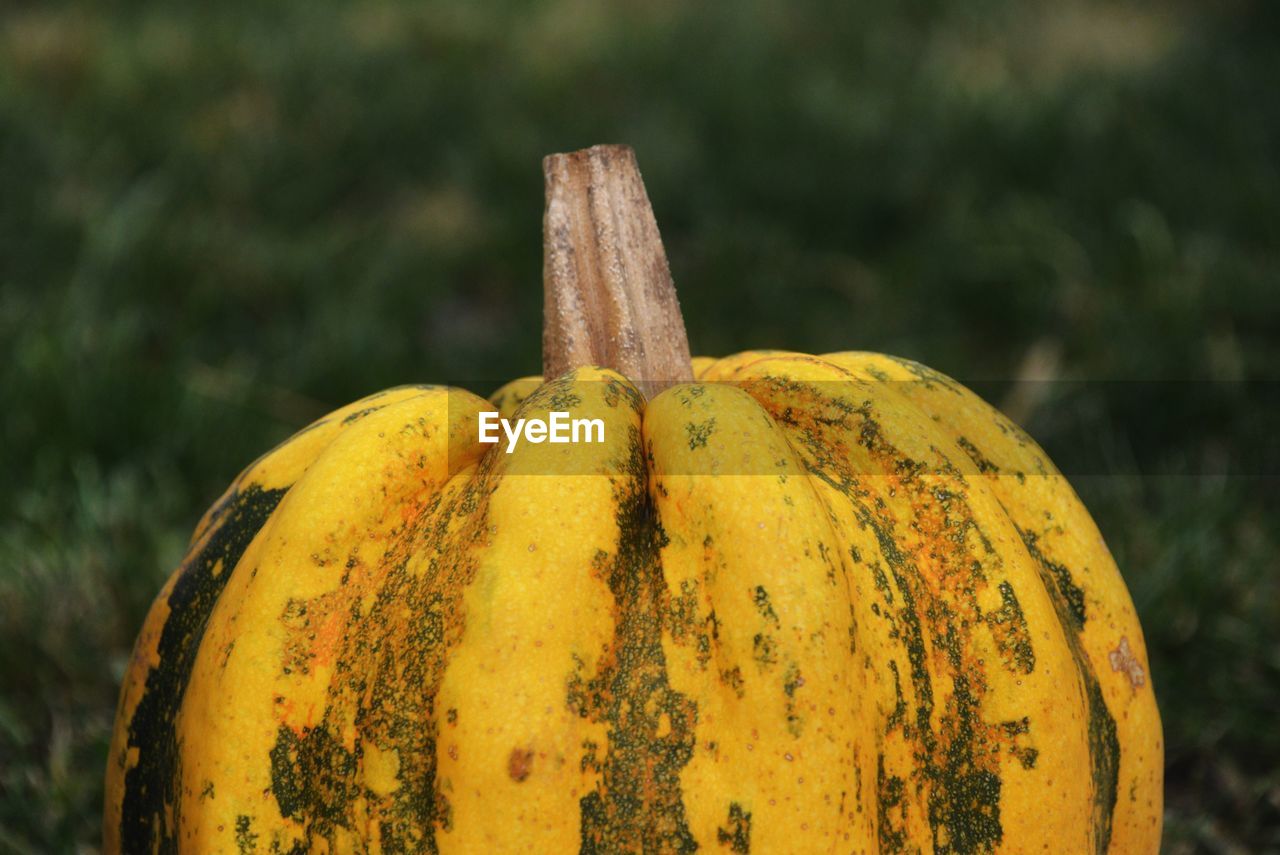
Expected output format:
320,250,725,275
1,1,1277,851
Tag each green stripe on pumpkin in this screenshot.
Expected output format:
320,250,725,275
574,425,699,854
1017,527,1120,854
121,484,288,854
266,452,500,852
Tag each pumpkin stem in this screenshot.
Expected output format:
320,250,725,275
542,144,693,400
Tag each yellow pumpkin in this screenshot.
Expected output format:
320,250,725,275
104,146,1162,853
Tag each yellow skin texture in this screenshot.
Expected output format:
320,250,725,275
104,354,1162,854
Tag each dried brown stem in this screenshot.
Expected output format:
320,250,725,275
541,144,693,400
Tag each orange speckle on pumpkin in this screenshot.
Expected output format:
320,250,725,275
508,747,534,782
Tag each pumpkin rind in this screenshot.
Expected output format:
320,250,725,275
104,356,1162,853
103,384,440,855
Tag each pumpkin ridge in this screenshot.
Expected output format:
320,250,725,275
105,388,417,853
725,354,1109,853
576,421,699,853
164,390,484,851
424,368,646,851
735,375,1002,852
1015,525,1120,854
644,381,869,849
266,457,498,852
118,483,288,855
822,350,1159,852
845,355,1123,852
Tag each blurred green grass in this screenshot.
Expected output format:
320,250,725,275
2,0,1277,851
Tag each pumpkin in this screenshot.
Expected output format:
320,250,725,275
104,145,1162,854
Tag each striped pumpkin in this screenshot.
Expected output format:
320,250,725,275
104,147,1162,853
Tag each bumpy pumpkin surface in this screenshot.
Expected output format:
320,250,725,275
104,351,1161,854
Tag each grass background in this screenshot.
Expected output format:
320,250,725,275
2,0,1277,851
